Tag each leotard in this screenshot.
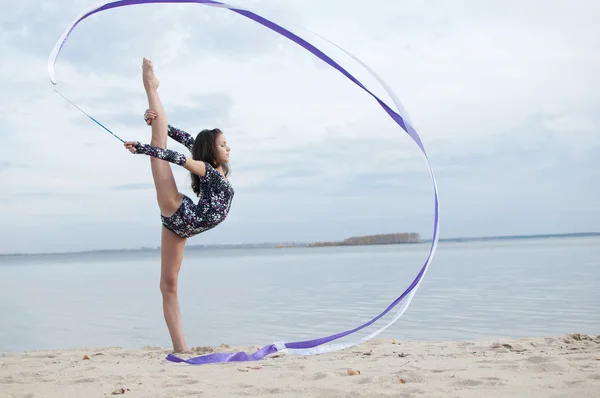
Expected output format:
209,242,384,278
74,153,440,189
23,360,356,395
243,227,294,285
134,125,234,238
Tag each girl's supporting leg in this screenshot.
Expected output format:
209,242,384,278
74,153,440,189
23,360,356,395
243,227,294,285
159,226,189,353
142,58,182,217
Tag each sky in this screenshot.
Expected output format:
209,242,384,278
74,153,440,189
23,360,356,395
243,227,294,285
0,0,598,254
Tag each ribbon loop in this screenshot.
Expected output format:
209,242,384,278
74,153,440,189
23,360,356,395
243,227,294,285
48,0,440,365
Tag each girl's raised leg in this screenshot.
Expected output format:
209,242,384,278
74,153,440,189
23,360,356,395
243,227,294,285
142,58,182,217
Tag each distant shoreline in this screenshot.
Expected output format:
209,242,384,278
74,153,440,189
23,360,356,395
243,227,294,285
1,232,598,257
307,232,421,247
436,231,600,243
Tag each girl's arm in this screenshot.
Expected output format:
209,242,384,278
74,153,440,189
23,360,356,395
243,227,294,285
126,141,207,177
168,124,195,151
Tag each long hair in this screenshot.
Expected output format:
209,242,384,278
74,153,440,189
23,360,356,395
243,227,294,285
190,128,230,196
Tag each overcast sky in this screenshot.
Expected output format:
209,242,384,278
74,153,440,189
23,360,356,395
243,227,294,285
0,0,598,254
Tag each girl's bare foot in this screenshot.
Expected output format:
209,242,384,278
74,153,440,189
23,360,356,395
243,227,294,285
142,58,159,91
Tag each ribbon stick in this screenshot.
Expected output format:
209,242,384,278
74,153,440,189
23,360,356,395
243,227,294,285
48,0,440,365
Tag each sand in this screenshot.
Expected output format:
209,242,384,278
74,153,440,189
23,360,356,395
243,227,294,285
1,333,599,397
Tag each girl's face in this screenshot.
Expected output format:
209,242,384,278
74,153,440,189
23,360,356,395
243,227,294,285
215,133,230,164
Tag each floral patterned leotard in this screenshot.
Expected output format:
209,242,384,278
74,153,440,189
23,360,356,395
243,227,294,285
134,125,234,239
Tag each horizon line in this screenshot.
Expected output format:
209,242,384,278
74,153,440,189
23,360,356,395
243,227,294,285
1,231,599,257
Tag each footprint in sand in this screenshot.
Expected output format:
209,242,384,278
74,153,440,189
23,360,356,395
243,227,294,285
396,370,426,383
482,376,506,386
429,369,452,373
397,387,426,397
454,379,484,387
354,376,374,385
73,377,98,384
240,387,284,395
526,356,552,364
1,375,15,384
524,357,565,373
179,390,204,396
301,372,327,381
476,359,515,365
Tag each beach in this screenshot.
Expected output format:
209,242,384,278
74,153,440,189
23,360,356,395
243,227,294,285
1,333,598,397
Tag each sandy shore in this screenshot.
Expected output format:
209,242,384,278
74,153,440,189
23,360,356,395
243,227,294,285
1,333,598,397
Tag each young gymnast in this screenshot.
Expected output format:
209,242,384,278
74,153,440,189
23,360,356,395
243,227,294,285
124,58,234,352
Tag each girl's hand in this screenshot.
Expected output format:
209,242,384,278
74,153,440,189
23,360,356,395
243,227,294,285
124,141,139,153
144,109,157,125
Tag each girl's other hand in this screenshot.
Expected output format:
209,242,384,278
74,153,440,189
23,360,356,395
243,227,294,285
144,109,157,125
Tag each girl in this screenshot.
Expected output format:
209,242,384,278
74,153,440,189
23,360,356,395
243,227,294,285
124,58,234,353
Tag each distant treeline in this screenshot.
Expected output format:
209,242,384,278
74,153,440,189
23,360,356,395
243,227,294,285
309,233,420,247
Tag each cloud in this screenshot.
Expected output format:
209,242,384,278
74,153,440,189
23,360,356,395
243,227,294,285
0,162,30,172
0,0,598,253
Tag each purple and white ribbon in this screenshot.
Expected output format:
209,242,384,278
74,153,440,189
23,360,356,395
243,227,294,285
48,0,440,365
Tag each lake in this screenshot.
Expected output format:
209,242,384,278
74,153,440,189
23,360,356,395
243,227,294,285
0,236,598,352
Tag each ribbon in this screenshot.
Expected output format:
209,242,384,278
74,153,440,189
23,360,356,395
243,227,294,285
48,0,440,365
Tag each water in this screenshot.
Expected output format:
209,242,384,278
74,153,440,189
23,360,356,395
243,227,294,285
0,236,598,352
